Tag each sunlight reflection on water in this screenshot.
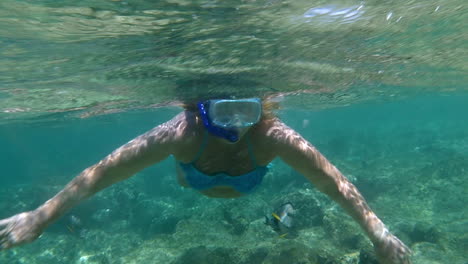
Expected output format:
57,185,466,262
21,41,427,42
303,4,365,24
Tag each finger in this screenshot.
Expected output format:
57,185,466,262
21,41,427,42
0,229,7,238
0,240,11,250
0,237,8,250
0,218,10,228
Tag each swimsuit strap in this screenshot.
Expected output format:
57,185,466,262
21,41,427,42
191,130,209,163
246,134,259,167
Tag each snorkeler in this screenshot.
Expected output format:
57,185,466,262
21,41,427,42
0,97,411,264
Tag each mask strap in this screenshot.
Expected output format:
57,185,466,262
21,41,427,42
197,101,239,143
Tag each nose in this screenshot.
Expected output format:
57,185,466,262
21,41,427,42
227,114,246,127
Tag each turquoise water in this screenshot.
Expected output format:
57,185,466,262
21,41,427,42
1,0,467,263
1,95,467,263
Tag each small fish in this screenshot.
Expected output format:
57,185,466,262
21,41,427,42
70,215,82,226
264,202,296,238
66,215,83,235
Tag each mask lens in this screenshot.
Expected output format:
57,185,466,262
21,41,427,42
209,98,261,128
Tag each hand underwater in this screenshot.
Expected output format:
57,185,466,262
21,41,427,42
374,233,412,264
0,211,44,250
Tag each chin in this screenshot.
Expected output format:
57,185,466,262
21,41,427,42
235,127,250,138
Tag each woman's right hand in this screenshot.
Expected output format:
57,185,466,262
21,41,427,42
374,233,412,264
0,211,44,250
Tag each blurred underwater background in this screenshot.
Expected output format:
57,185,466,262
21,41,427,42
0,0,467,263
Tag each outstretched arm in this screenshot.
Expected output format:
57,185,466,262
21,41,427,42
268,120,411,264
0,112,192,250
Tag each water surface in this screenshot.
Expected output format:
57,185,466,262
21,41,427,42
0,0,467,263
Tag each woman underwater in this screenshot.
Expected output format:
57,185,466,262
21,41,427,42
0,97,411,263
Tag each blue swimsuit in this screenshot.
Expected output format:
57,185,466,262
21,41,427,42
178,132,268,193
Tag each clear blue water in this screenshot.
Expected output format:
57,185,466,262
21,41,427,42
0,0,467,263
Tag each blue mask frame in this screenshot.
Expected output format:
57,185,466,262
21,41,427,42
197,101,239,142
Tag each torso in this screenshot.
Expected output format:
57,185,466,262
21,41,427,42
172,111,277,197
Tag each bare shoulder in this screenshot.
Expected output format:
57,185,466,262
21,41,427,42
158,111,204,159
250,118,309,160
252,118,316,156
145,111,202,146
116,111,202,158
253,118,327,176
253,118,303,145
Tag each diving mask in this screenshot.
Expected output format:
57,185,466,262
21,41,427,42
207,98,262,128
